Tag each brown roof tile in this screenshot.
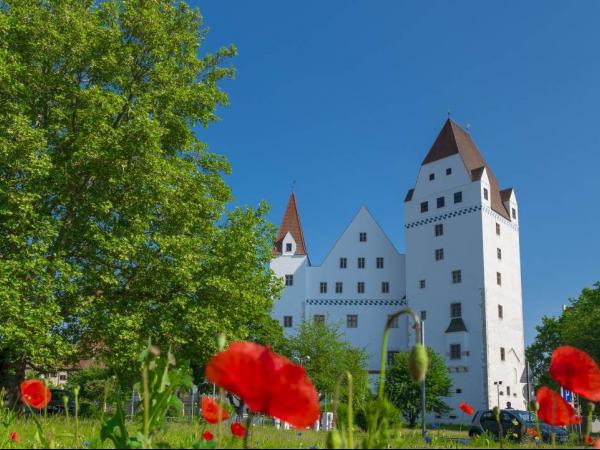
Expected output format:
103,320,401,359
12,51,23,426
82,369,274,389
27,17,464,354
421,119,511,220
273,192,308,256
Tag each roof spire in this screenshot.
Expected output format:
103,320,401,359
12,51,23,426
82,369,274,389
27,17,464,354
273,192,308,256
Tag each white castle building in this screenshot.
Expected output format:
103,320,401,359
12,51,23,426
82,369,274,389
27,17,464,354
270,119,526,420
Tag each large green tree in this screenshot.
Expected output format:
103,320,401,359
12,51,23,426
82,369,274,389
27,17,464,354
384,347,452,427
0,0,282,396
526,282,600,390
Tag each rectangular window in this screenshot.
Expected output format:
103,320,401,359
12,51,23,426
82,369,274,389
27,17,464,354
387,314,399,328
387,351,399,365
285,274,294,286
359,232,367,242
381,281,390,294
429,173,435,181
421,201,429,213
421,310,427,321
446,168,452,175
450,344,462,360
286,243,292,252
319,282,327,294
497,272,502,286
483,188,489,200
419,279,426,289
512,208,517,220
500,347,506,361
435,248,444,261
283,316,293,328
498,304,503,319
435,223,444,237
357,282,365,294
496,222,501,235
451,302,462,318
347,314,358,328
437,196,445,208
340,257,347,269
507,386,511,396
313,314,325,324
376,257,384,269
452,270,462,284
335,282,343,294
358,257,365,269
454,191,463,204
497,248,502,260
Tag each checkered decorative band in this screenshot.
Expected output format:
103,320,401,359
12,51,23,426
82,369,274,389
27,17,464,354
405,206,482,229
306,299,405,307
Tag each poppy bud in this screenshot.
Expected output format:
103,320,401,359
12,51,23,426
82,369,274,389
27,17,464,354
408,344,428,383
326,429,342,449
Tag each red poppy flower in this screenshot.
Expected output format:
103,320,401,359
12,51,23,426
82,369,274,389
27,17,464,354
536,386,581,426
9,432,19,443
458,402,474,416
201,396,229,424
586,435,594,445
594,439,600,449
526,428,538,438
549,346,600,402
206,341,320,428
20,379,51,409
202,431,214,441
230,422,246,437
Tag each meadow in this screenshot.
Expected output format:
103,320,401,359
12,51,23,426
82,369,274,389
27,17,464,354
0,416,588,449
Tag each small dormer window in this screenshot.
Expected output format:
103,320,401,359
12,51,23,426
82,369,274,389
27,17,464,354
359,232,367,242
285,243,292,252
446,168,452,175
429,173,435,181
483,188,489,201
512,208,517,219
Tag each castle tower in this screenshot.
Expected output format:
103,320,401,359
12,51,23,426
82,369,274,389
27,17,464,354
271,192,310,336
404,119,525,417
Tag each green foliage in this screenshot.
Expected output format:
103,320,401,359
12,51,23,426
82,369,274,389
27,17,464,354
287,320,370,407
384,347,452,427
66,367,116,417
101,344,192,448
526,282,600,390
0,0,283,390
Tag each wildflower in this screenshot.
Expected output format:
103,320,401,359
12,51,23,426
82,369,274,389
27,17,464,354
549,346,600,401
458,438,469,445
458,402,474,416
526,427,538,437
202,431,214,441
20,379,51,409
83,441,90,448
595,439,600,449
536,386,581,426
424,435,432,444
201,397,229,424
206,341,319,428
9,432,19,443
230,422,246,437
585,435,593,445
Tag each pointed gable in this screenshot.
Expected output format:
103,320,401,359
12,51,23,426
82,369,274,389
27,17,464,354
274,193,308,256
422,119,511,220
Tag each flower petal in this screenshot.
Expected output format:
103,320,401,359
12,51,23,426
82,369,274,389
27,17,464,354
549,346,600,402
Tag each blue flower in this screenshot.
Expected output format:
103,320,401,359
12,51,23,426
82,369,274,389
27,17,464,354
83,441,90,448
309,447,317,450
458,438,469,445
431,423,439,429
424,435,432,444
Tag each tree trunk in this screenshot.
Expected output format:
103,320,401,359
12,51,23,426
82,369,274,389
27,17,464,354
0,352,26,408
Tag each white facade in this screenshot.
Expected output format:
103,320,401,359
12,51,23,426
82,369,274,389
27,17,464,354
270,119,526,421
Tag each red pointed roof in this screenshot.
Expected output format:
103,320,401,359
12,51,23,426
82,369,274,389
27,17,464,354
273,192,308,256
421,119,511,220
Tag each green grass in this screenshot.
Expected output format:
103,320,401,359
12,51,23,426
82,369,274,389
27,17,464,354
0,416,588,449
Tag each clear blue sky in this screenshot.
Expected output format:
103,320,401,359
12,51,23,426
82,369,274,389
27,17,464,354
191,1,600,345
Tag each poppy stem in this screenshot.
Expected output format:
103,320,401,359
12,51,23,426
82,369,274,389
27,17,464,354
141,361,150,444
243,411,254,449
377,307,421,401
346,371,354,449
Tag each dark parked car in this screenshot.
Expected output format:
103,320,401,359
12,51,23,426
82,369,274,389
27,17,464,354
46,389,76,415
469,409,569,444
